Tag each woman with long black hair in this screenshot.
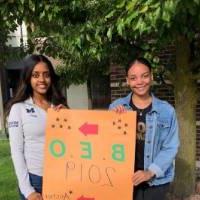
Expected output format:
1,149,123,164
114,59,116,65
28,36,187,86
6,54,67,200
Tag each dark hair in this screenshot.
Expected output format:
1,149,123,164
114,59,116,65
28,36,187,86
6,54,68,116
125,57,152,75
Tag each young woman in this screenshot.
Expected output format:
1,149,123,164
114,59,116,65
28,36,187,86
6,54,67,200
109,57,179,200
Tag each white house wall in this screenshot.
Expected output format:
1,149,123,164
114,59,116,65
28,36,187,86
67,83,90,109
6,22,27,47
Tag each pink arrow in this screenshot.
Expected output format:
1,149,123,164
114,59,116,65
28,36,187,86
79,122,98,136
77,195,95,200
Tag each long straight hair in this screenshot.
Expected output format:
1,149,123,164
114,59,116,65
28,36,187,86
6,54,68,116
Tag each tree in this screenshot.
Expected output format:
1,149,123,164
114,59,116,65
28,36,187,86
102,1,200,197
1,0,139,85
0,1,26,134
1,0,200,197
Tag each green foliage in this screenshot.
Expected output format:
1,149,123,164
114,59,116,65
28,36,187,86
31,0,200,83
1,0,200,83
0,1,135,83
0,0,29,66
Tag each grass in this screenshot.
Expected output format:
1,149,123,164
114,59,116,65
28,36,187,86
0,139,18,200
0,128,8,139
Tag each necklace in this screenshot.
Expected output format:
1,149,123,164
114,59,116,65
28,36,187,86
132,103,152,117
130,95,152,116
135,108,144,116
138,110,143,116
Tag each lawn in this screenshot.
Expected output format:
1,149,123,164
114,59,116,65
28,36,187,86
0,138,18,200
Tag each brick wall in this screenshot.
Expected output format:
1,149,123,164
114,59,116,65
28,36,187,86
110,64,200,178
110,65,129,102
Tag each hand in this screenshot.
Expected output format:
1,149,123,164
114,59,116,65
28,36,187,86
132,170,155,186
53,104,67,112
27,192,43,200
112,105,126,114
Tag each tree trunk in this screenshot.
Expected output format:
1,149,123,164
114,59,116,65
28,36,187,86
172,36,198,198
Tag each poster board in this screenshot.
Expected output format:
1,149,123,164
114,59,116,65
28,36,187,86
43,109,136,200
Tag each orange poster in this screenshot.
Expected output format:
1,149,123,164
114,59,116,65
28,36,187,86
43,109,136,200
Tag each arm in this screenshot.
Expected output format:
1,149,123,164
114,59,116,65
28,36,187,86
148,109,180,178
132,109,179,185
8,104,35,198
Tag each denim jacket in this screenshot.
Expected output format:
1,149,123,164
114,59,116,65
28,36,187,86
109,93,180,186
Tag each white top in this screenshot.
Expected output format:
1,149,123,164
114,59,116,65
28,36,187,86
8,97,47,198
